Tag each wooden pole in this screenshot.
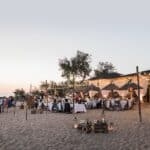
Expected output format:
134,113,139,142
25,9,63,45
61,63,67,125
14,105,16,116
148,79,150,102
26,106,28,120
149,82,150,102
46,80,48,114
136,66,142,122
23,96,27,120
102,99,105,118
7,105,8,113
72,74,75,114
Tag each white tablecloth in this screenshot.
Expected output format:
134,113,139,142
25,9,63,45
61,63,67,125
105,100,110,109
74,104,87,113
47,102,53,111
46,102,86,112
120,100,127,109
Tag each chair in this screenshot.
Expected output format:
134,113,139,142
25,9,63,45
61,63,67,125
92,100,97,109
110,99,115,110
105,100,110,110
120,100,127,110
128,99,133,109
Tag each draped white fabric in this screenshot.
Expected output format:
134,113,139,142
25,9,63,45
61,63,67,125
74,104,87,113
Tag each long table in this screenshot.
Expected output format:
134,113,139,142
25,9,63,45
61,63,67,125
73,103,87,113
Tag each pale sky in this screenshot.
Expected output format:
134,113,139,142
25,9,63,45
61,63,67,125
0,0,150,96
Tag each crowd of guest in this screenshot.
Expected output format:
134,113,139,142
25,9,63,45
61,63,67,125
29,92,136,114
0,96,16,113
85,97,135,110
30,96,72,113
50,99,71,113
0,90,136,114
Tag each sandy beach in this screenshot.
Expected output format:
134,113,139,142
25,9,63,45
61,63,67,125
0,104,150,150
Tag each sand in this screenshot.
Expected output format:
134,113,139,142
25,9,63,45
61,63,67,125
0,104,150,150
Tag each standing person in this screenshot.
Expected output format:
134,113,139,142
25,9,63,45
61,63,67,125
1,98,4,112
8,96,12,108
35,100,38,110
57,100,62,112
40,91,44,100
4,98,9,112
38,99,42,110
0,98,2,113
61,98,65,112
64,99,71,113
52,99,58,112
41,100,45,110
11,97,16,107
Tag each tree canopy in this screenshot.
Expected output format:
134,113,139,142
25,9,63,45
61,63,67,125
94,62,121,78
31,89,41,97
59,51,91,86
14,89,26,101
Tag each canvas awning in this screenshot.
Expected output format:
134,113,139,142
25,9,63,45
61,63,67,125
120,82,143,90
102,83,119,91
83,84,100,93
